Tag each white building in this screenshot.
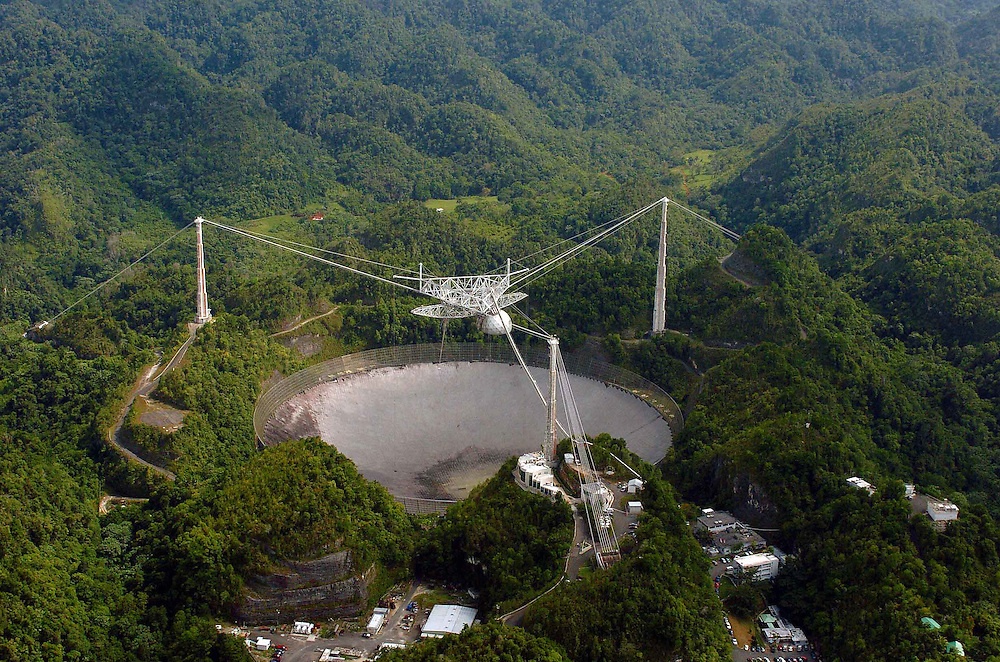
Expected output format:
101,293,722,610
734,553,781,580
514,452,562,498
694,509,740,534
421,605,477,638
627,478,644,494
926,498,959,530
626,501,643,515
367,607,389,634
847,476,876,495
255,638,271,651
762,627,808,644
904,483,916,499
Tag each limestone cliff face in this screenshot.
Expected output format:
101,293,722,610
730,472,781,530
234,550,371,624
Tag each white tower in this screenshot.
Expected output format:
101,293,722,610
194,216,212,324
545,337,559,463
652,198,669,334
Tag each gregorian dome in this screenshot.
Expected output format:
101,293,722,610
477,310,513,336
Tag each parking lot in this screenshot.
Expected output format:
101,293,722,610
732,644,816,662
238,582,452,662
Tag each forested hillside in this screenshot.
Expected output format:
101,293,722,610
4,0,1000,660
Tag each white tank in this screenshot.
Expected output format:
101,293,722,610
478,310,512,335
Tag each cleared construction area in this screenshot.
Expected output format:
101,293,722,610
259,343,677,500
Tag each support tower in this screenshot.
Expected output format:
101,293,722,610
545,336,560,463
194,216,212,324
652,198,669,334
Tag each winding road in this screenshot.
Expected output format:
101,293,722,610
105,323,202,481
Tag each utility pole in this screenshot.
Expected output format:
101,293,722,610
652,197,669,334
194,216,212,324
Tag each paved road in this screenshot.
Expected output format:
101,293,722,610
501,492,640,627
276,583,426,662
382,582,420,640
106,323,201,481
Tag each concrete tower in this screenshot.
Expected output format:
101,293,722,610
546,336,559,463
652,198,669,334
194,216,212,324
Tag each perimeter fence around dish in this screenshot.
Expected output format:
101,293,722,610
253,342,684,444
395,496,457,515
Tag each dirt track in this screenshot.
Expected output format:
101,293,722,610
105,323,202,481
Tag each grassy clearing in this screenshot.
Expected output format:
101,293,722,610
683,149,715,164
423,196,501,213
239,213,299,234
671,149,719,190
425,196,514,241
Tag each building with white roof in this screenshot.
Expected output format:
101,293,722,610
734,552,781,580
514,452,563,498
421,605,478,638
762,626,808,644
627,478,644,493
926,498,959,530
367,607,389,634
847,476,876,495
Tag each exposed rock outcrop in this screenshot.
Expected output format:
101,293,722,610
234,550,371,624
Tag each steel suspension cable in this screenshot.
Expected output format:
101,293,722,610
511,205,654,266
222,224,423,275
44,221,195,325
203,220,424,295
669,200,742,241
510,199,663,289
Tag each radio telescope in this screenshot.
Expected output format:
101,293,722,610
31,195,739,567
198,196,738,567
